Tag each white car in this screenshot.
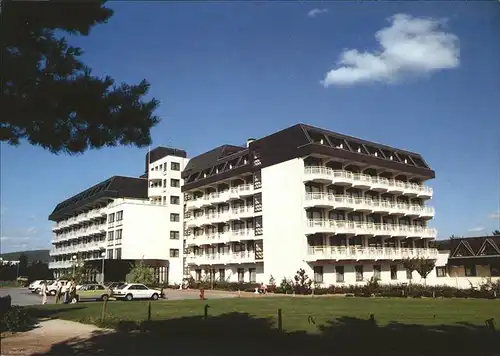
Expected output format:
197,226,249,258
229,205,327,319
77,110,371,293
112,283,163,301
29,280,54,294
46,280,68,296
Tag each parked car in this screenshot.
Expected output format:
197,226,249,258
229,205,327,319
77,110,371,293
46,280,68,296
105,282,125,290
73,283,112,303
29,280,54,294
112,283,163,301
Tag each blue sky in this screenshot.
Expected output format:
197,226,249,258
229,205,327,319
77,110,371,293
1,2,499,253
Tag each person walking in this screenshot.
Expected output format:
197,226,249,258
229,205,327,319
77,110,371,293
55,280,63,304
64,280,71,304
41,280,48,305
69,279,77,304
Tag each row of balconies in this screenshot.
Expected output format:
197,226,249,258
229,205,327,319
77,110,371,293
50,242,106,256
186,206,255,227
53,225,106,243
186,229,256,246
186,184,255,210
306,246,438,262
187,251,258,266
52,209,107,232
305,193,435,218
49,257,102,270
307,219,437,238
304,167,433,198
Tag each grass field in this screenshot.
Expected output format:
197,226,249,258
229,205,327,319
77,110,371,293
31,296,500,332
28,297,500,355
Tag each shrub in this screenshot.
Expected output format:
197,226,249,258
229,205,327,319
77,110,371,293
276,278,294,294
293,269,313,295
1,306,34,332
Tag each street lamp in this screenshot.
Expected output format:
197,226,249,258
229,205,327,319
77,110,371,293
101,251,106,284
72,255,77,278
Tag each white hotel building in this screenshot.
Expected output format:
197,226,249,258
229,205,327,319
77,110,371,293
48,147,189,284
182,124,439,286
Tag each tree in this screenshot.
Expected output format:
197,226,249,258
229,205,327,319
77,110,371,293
414,258,436,285
402,258,418,281
1,0,160,154
18,253,28,275
127,261,155,285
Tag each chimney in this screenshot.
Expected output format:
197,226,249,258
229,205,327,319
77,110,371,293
246,138,256,148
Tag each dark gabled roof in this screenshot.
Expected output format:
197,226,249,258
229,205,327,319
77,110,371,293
48,176,148,221
435,236,500,263
145,146,187,173
183,145,246,176
181,123,435,191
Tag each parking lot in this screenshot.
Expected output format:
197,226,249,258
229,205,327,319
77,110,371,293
0,287,238,306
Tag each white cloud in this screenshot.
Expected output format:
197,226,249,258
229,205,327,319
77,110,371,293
468,227,485,232
489,211,500,220
0,227,42,252
321,13,460,87
308,8,328,18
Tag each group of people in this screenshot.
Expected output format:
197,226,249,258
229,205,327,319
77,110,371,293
39,279,78,305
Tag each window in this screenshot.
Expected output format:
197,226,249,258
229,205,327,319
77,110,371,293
314,266,324,283
219,269,225,281
107,249,113,259
195,269,202,281
115,229,122,244
116,210,123,221
135,284,148,290
170,196,180,205
170,249,179,258
373,265,381,281
406,268,413,280
107,231,114,241
335,266,344,283
115,248,122,260
96,285,105,290
108,213,115,223
355,265,364,282
436,266,447,277
390,265,398,280
170,231,180,240
170,213,180,222
171,179,180,188
465,265,476,277
237,268,245,282
171,162,180,171
249,268,256,283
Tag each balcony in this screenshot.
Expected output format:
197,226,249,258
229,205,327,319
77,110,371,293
306,219,437,238
304,167,433,198
187,251,256,265
304,193,435,218
186,207,255,227
305,246,438,262
53,225,106,243
149,170,166,181
185,186,256,211
148,186,164,197
186,229,255,246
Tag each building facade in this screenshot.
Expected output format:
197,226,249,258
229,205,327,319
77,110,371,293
48,147,189,284
182,124,438,286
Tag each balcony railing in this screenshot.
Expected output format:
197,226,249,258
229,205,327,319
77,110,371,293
52,208,107,231
186,184,256,210
306,246,438,261
304,166,433,197
53,225,107,242
306,219,437,238
187,251,256,265
50,242,105,256
185,206,255,226
305,193,435,217
186,229,256,245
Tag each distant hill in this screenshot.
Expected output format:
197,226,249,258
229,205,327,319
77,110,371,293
0,249,50,263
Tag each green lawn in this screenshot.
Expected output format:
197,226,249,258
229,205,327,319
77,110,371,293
26,297,500,355
31,296,500,333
